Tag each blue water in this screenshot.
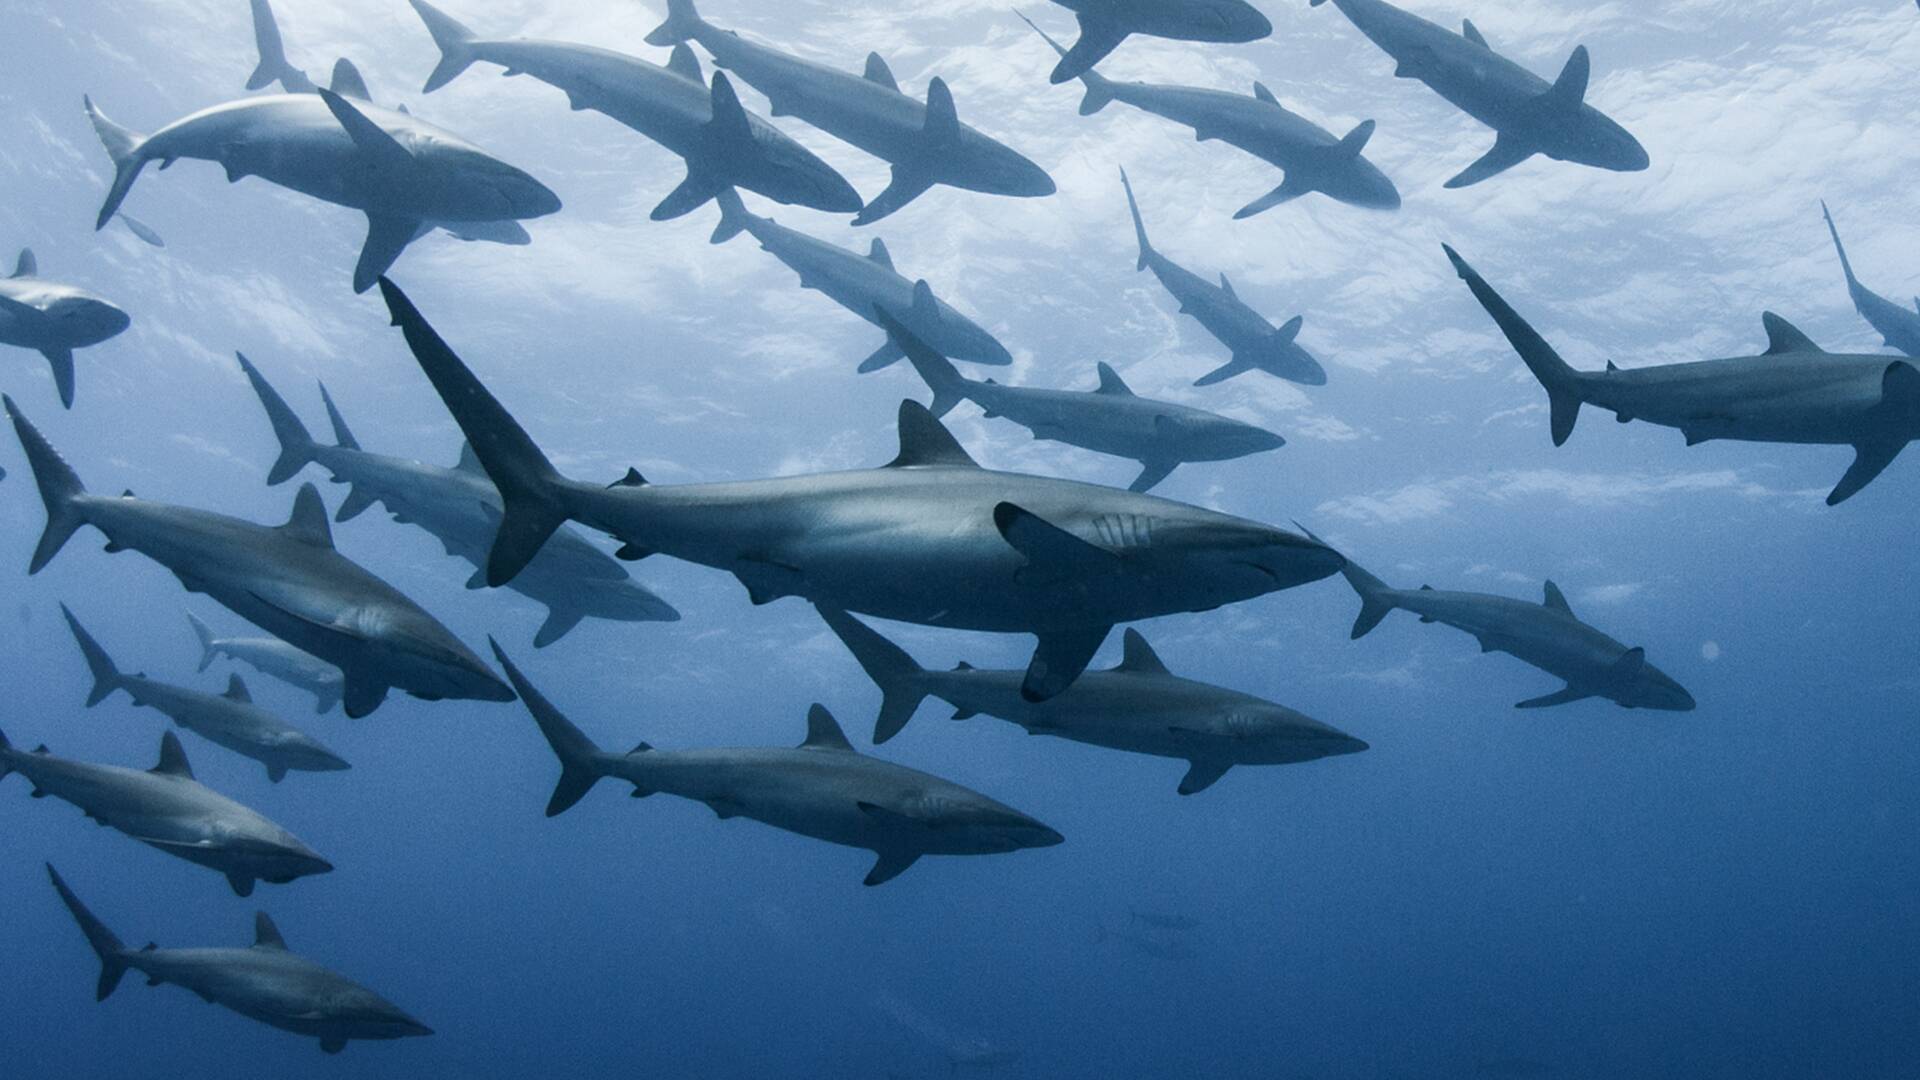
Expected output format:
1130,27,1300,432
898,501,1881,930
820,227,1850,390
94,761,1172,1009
3,2,1918,1077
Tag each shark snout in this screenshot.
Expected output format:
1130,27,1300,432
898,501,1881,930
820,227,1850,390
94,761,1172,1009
54,298,131,345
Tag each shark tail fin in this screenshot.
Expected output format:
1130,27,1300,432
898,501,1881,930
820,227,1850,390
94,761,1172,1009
816,608,929,743
83,96,148,231
60,605,122,707
377,279,572,586
1077,69,1117,115
644,0,705,47
1820,200,1865,297
889,293,970,417
186,613,218,673
710,187,749,245
489,640,606,816
246,0,311,92
1442,245,1584,445
235,353,317,485
409,0,478,93
46,865,130,1002
1118,166,1151,270
4,395,89,574
1294,522,1396,639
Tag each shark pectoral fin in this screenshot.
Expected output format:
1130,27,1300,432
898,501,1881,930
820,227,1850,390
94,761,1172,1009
335,485,377,522
320,1036,347,1055
852,165,936,226
1022,624,1113,702
651,166,724,222
1129,459,1177,493
266,763,287,784
1193,357,1254,387
857,339,906,373
864,848,920,887
341,671,388,719
1233,174,1313,219
464,567,487,590
1828,439,1906,506
1544,45,1590,110
225,873,256,897
1444,134,1535,189
704,796,745,820
354,214,423,294
40,348,76,409
320,89,413,173
1177,759,1230,796
1515,685,1592,709
994,503,1120,580
951,708,978,720
1392,45,1439,79
1051,14,1128,84
533,607,584,648
733,555,805,606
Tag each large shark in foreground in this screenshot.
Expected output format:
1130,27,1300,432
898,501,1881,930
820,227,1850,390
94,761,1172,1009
1446,244,1920,506
1036,0,1272,84
493,643,1062,886
407,0,860,220
1821,200,1920,358
1121,169,1326,387
821,608,1367,794
6,396,514,717
47,865,431,1053
1027,16,1397,215
83,86,558,293
646,0,1053,224
897,310,1285,492
1310,0,1647,188
710,188,1012,373
0,730,331,895
1303,526,1694,711
62,605,349,784
376,279,1343,700
238,354,678,647
189,612,344,715
0,249,131,408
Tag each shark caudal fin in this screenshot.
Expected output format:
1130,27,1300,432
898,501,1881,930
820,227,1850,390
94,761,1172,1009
816,607,930,743
46,864,131,1002
83,96,149,231
1443,245,1585,445
408,0,478,93
246,0,316,93
4,395,90,574
1294,522,1397,638
377,278,571,586
644,0,707,47
186,612,219,673
315,381,379,516
234,353,319,485
1820,200,1867,301
59,605,123,708
488,640,607,816
1016,12,1115,114
884,293,971,418
1118,166,1152,270
710,187,751,245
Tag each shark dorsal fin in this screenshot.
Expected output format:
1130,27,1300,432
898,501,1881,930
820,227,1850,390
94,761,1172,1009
317,382,361,451
952,660,975,671
1419,584,1434,591
910,279,940,323
1542,580,1573,616
706,72,753,143
868,238,894,269
225,674,252,703
667,43,703,83
886,400,979,468
864,52,899,92
1545,45,1590,109
1251,81,1277,106
328,58,371,101
1095,362,1133,396
801,704,855,751
1218,272,1237,297
253,911,288,950
281,484,335,548
609,467,648,488
1461,18,1488,48
1606,360,1619,372
923,76,959,142
1116,628,1170,675
1761,312,1826,355
11,248,35,278
454,441,485,474
1612,646,1646,679
152,731,194,780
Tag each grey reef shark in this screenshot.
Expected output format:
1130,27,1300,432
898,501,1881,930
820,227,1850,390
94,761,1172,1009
1311,0,1647,188
406,0,861,220
6,395,513,718
820,607,1368,795
645,0,1054,224
493,642,1064,886
1035,0,1273,84
374,277,1343,702
238,353,678,647
1447,244,1920,506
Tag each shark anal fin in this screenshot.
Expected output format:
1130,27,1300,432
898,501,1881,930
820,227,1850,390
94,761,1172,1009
1444,134,1535,189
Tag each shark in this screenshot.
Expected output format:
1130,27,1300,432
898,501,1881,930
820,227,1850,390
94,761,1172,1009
375,278,1343,701
1820,200,1920,358
0,248,131,408
188,611,345,715
1035,0,1272,84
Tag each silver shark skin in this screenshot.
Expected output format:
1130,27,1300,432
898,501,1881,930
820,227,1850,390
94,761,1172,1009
1303,525,1694,712
1446,244,1920,506
821,608,1367,795
645,0,1053,225
1821,200,1920,358
1037,0,1272,84
47,865,431,1053
897,310,1285,492
5,396,513,718
188,611,345,715
710,187,1013,373
82,86,558,293
1120,169,1326,387
237,353,678,647
63,605,349,784
0,730,332,896
1311,0,1647,188
376,279,1342,701
1026,16,1397,215
493,642,1062,886
0,248,131,409
407,0,860,220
